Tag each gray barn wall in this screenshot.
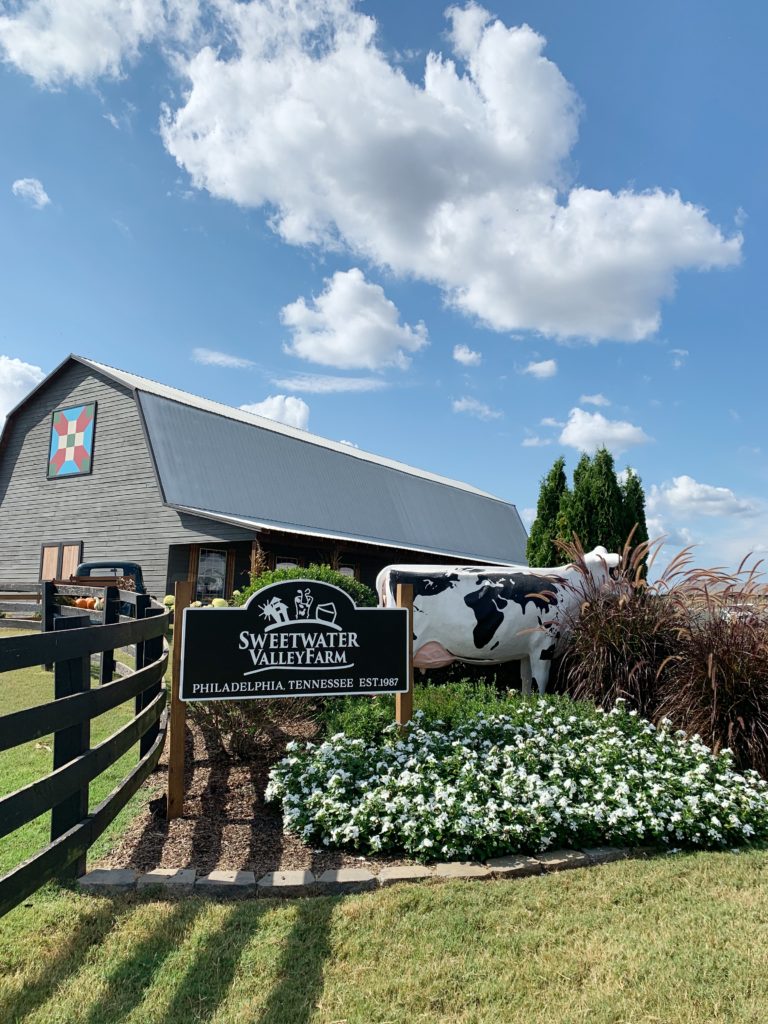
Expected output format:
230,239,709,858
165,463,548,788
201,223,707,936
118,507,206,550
0,362,252,596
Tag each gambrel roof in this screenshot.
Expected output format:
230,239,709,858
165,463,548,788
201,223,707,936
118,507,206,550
5,355,528,563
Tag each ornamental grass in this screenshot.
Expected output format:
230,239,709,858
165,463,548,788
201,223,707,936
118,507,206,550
558,537,768,776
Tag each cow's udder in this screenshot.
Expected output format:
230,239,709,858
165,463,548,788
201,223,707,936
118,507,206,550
413,641,456,670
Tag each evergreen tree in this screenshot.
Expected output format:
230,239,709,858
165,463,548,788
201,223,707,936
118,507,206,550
526,453,650,565
590,447,625,553
565,452,595,550
554,489,573,561
620,467,649,550
526,457,568,566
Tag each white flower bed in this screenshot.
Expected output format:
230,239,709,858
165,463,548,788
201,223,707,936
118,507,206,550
266,700,768,861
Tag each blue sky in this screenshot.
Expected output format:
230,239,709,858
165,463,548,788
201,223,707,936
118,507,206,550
1,0,765,570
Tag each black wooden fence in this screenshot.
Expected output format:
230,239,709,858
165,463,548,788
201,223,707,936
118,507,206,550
0,583,169,917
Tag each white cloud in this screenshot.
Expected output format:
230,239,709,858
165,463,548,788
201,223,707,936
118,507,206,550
0,0,197,88
452,396,502,420
192,347,255,369
522,358,557,379
339,438,359,448
281,268,427,371
559,407,651,453
648,475,757,519
159,1,740,341
521,506,536,527
521,435,551,447
646,516,696,549
0,354,46,418
240,394,310,430
272,372,385,393
540,416,564,428
11,177,50,208
453,343,482,366
579,393,610,407
670,347,688,369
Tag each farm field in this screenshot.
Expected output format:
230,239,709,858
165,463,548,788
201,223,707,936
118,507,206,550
1,849,768,1024
0,628,165,876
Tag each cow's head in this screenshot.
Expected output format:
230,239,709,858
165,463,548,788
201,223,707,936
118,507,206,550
582,546,621,585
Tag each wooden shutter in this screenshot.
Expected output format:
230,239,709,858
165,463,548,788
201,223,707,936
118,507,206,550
60,543,82,581
40,545,59,581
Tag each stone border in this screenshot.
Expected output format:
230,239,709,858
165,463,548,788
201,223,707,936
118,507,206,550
78,846,650,899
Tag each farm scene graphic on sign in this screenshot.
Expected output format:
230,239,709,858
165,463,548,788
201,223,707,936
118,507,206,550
47,403,96,478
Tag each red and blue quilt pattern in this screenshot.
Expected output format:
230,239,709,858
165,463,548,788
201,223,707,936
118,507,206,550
48,403,96,478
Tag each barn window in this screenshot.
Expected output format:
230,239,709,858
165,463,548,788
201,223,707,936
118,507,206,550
196,548,227,601
275,556,300,570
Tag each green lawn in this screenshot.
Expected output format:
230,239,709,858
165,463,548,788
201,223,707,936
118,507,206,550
0,628,164,876
0,850,767,1023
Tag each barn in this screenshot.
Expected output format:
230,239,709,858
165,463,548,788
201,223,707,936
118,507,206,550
0,354,527,599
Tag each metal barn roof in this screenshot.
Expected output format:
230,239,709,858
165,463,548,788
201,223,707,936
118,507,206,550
30,355,529,563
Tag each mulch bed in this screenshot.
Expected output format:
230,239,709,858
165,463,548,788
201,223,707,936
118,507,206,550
96,716,412,877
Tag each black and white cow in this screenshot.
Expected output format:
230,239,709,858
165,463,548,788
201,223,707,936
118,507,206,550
376,547,620,694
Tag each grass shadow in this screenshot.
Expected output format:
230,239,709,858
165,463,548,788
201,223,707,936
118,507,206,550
256,895,336,1024
80,899,202,1024
0,896,130,1024
163,898,270,1022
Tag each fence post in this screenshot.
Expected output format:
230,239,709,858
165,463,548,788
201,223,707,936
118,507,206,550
395,583,414,728
134,593,150,673
167,580,193,820
99,585,119,686
138,607,164,758
50,613,91,879
42,581,55,670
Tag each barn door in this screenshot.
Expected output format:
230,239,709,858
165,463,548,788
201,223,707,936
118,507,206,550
60,543,82,580
39,541,83,581
40,545,60,581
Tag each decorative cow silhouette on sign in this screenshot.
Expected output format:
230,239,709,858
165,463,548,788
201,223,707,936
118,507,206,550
376,547,620,694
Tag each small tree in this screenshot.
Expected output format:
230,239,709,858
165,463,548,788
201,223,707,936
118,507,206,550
564,452,595,550
526,456,569,566
620,467,649,550
590,447,625,553
527,452,649,562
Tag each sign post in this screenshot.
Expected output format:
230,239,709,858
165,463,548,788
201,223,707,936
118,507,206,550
167,579,193,820
395,583,414,728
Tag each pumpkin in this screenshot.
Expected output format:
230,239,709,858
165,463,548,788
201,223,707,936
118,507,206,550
84,597,96,610
74,598,89,609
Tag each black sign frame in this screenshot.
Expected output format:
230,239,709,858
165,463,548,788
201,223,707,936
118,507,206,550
179,579,409,702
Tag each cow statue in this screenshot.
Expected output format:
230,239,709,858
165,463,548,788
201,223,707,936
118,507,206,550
376,547,620,695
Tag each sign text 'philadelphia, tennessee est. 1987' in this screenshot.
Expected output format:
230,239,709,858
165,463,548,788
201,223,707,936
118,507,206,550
179,580,409,701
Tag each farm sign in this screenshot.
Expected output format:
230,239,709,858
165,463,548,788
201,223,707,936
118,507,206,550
180,580,409,701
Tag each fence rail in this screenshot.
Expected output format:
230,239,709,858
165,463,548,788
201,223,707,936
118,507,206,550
0,583,169,917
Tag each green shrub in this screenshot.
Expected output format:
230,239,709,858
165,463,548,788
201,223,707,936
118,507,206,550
319,679,569,742
187,696,316,761
234,563,377,608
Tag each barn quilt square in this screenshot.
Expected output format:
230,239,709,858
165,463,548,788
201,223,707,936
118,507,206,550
47,403,96,478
